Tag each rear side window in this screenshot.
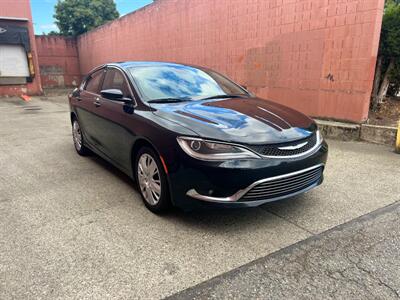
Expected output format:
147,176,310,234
85,69,104,94
102,68,131,98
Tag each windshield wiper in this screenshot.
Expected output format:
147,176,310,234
147,97,192,103
199,94,249,100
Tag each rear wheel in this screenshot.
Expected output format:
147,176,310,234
72,118,90,156
135,147,170,213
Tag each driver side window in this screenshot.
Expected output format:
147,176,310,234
102,69,131,98
84,69,104,94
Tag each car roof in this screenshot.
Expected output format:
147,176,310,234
87,61,217,79
107,61,205,70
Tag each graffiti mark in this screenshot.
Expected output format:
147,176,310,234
326,73,335,82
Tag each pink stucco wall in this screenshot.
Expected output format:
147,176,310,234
35,36,81,88
77,0,384,122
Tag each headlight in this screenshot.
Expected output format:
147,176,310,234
177,137,260,161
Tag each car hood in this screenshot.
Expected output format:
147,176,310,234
151,97,316,144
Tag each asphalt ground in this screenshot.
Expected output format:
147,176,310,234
1,95,399,299
169,201,400,299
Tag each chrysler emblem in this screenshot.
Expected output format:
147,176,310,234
0,27,6,34
278,141,308,150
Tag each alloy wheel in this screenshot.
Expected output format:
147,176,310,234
137,153,162,205
72,120,82,151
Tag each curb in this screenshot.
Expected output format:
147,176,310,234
396,121,400,153
315,119,397,147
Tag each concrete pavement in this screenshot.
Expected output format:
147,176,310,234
0,95,399,299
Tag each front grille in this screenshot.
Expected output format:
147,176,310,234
247,133,317,157
241,165,323,201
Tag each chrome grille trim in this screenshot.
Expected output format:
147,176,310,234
246,173,321,196
245,131,322,159
242,165,323,200
243,176,321,198
250,169,320,190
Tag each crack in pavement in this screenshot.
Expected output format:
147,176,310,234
354,260,400,298
261,207,316,235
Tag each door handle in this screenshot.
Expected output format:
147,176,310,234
93,97,101,107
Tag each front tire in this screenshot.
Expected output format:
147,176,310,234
72,118,90,156
135,147,170,213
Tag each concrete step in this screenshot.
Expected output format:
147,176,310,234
315,119,398,146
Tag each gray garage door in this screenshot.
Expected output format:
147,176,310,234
0,44,29,84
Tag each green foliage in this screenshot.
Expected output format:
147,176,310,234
387,62,400,96
376,0,400,97
46,30,61,36
380,0,400,58
54,0,119,36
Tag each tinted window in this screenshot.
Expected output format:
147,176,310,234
85,69,104,94
102,69,131,98
128,65,247,102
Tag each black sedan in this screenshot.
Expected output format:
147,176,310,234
69,62,328,213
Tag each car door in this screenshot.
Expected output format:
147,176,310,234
75,68,106,148
93,67,137,171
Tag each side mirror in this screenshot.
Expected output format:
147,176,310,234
71,87,80,97
100,89,124,100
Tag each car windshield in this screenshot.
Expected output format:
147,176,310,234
128,65,248,102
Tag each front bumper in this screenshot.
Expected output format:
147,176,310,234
167,141,328,210
186,163,324,204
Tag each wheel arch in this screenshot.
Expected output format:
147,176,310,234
130,138,163,174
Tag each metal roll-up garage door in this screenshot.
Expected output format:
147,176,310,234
0,44,29,84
